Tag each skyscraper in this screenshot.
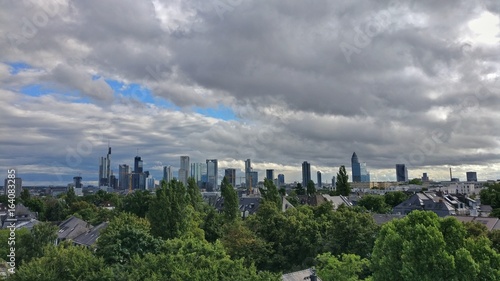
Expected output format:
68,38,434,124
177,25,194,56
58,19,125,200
132,156,146,190
73,176,83,196
250,171,258,188
178,156,190,186
317,171,322,188
225,168,236,187
191,163,206,184
351,152,361,182
466,172,477,182
245,159,252,190
98,146,111,188
206,159,218,191
352,152,370,182
277,174,285,186
163,166,173,183
396,164,408,182
266,169,275,181
4,178,22,197
119,164,130,190
302,161,311,186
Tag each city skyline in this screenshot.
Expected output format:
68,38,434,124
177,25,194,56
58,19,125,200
1,1,500,186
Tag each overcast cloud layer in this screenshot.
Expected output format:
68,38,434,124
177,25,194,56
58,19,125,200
1,0,500,185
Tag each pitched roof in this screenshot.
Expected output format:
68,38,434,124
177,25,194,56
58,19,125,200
57,216,93,240
372,214,405,225
282,268,322,281
322,194,353,209
73,222,109,247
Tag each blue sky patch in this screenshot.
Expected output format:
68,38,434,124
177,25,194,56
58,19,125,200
195,105,237,120
6,61,32,74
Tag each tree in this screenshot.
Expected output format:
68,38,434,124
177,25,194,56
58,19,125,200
479,182,500,207
147,180,192,240
463,221,489,238
221,177,239,222
307,180,316,196
260,178,281,209
65,187,77,206
357,195,390,213
371,211,500,281
96,212,163,265
187,177,204,211
11,242,111,281
118,238,281,281
44,199,68,221
488,229,500,253
18,222,58,264
316,253,370,281
295,183,305,195
20,188,31,203
336,165,351,196
408,178,423,185
120,190,152,218
201,206,225,243
384,191,408,207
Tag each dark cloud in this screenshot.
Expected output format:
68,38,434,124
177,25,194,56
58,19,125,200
1,0,499,184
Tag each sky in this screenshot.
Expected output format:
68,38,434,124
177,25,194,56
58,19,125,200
1,0,500,186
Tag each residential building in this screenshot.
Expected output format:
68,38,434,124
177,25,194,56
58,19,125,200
302,161,311,186
393,193,455,217
396,164,408,182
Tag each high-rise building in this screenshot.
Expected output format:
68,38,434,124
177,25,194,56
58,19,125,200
245,159,252,190
98,146,112,188
4,177,22,197
73,176,83,196
225,168,236,187
132,156,147,190
396,164,408,182
206,159,218,191
119,164,130,190
317,171,322,188
277,174,285,186
422,172,429,182
352,152,370,182
266,169,275,181
146,176,155,190
351,152,361,182
302,161,311,186
163,166,173,183
250,171,258,188
466,172,477,182
191,163,206,184
178,156,190,186
332,176,336,189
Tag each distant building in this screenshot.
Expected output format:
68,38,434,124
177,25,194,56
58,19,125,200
146,176,155,190
466,172,478,182
178,156,190,186
73,176,83,196
98,146,111,188
332,176,336,189
277,174,285,186
245,159,252,190
396,164,408,182
132,156,146,190
119,164,130,190
206,159,218,191
302,161,311,186
317,171,322,188
163,166,172,183
422,172,429,182
191,163,206,184
351,152,370,182
224,169,236,187
266,169,275,181
249,171,258,188
4,177,22,197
